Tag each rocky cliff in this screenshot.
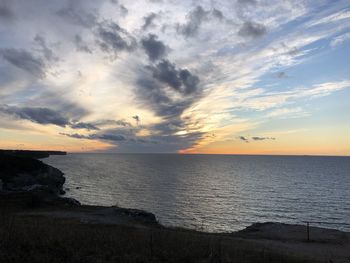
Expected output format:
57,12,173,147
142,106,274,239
0,153,65,195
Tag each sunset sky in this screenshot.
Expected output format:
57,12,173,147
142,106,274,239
0,0,349,155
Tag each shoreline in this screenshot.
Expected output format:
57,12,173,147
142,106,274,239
1,150,349,262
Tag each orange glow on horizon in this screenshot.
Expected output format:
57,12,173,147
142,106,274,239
0,139,115,153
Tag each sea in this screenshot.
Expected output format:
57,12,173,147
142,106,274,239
45,154,350,233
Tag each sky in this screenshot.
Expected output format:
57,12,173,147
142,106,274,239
0,0,349,155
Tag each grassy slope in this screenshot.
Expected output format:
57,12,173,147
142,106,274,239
0,196,333,263
0,215,320,263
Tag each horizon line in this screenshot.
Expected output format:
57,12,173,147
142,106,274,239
67,152,350,157
1,149,349,157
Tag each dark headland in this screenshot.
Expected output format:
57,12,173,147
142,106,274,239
0,150,349,263
0,149,66,159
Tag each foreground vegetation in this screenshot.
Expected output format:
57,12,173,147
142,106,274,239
0,214,320,263
2,192,346,263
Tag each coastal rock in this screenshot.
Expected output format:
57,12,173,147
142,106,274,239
236,222,349,243
0,150,66,159
0,153,66,195
23,190,81,208
114,207,158,224
59,197,81,206
21,184,48,192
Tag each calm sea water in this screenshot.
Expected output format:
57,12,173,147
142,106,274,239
46,154,350,232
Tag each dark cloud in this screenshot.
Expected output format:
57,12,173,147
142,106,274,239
56,1,97,28
0,0,14,21
237,0,257,5
212,9,224,20
56,2,135,59
132,58,204,152
134,80,191,125
251,136,276,141
115,120,132,127
61,117,205,153
179,69,201,95
142,12,158,30
0,105,69,127
275,71,288,79
239,136,249,142
0,48,46,78
95,133,126,141
0,64,17,88
0,88,93,129
239,136,276,142
273,43,299,57
70,122,100,131
119,5,128,16
149,120,185,135
288,47,299,56
135,60,201,124
78,125,141,146
143,130,205,153
132,115,140,125
0,105,101,130
61,127,204,153
60,133,86,139
74,34,92,53
149,60,181,91
129,138,157,144
93,119,132,127
147,60,200,95
34,35,58,62
95,21,136,58
29,91,89,120
61,132,126,142
177,6,227,38
178,6,210,37
61,129,160,146
136,77,173,117
109,1,128,16
238,21,267,38
141,34,168,61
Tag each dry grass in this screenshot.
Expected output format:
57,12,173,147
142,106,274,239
0,212,321,263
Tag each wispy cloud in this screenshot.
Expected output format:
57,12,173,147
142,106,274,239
238,135,275,143
331,32,350,47
266,107,307,118
307,10,350,28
